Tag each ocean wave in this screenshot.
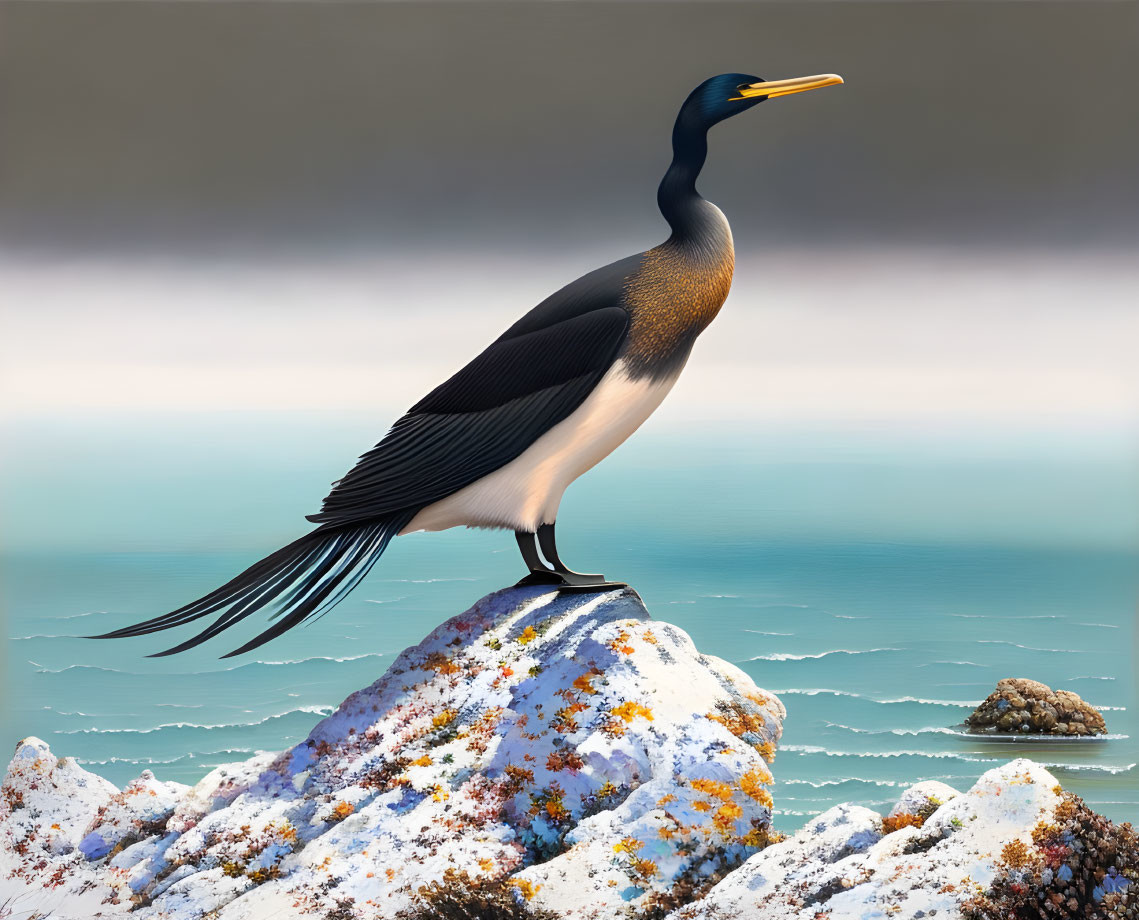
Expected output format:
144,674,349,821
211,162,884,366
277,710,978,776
52,610,109,621
743,629,794,637
1045,762,1135,776
364,596,409,605
750,648,901,662
773,688,980,707
824,722,960,738
952,614,1063,620
12,634,74,641
1068,675,1116,681
52,705,334,736
33,663,129,675
975,640,1084,653
251,653,389,667
33,654,388,677
75,749,260,766
376,577,480,584
779,744,999,762
917,660,986,668
780,777,905,789
1072,622,1120,629
946,730,1130,741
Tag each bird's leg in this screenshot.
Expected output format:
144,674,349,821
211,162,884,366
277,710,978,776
536,523,607,587
514,531,562,586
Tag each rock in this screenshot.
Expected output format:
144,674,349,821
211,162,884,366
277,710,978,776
0,586,784,919
669,759,1064,919
966,678,1106,736
0,737,128,916
889,781,959,820
79,770,190,861
3,591,1124,920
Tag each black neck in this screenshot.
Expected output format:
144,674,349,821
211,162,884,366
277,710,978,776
656,112,710,242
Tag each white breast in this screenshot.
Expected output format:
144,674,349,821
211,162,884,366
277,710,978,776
401,360,679,534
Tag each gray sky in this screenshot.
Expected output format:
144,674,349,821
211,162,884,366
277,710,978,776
3,1,1138,253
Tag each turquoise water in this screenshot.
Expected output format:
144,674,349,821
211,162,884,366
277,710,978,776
2,415,1136,831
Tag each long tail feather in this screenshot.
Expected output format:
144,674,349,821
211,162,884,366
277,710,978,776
87,513,413,657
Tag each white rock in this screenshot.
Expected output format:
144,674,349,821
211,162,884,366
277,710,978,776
0,737,130,918
889,780,960,819
2,587,784,919
0,588,1078,920
79,769,190,861
671,758,1062,920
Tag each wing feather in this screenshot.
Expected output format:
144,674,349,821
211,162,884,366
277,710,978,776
306,305,630,527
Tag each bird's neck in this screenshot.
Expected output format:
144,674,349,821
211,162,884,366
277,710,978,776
657,119,717,244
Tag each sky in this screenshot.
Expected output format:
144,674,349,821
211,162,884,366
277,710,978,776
2,1,1138,253
1,0,1137,502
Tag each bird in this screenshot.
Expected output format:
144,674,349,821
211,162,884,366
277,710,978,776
91,71,843,658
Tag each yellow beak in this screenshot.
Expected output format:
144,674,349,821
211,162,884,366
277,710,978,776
731,73,844,101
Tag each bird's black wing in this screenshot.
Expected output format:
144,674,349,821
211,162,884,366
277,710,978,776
305,255,641,526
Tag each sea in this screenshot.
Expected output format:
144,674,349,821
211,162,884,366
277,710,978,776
2,414,1136,833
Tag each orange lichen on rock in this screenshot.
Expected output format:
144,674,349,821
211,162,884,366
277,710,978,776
999,838,1033,869
431,709,458,730
608,628,636,655
329,800,355,822
422,651,462,675
546,750,585,773
881,812,924,833
739,769,774,807
550,707,581,734
614,836,643,854
690,778,734,802
713,802,744,835
610,701,654,723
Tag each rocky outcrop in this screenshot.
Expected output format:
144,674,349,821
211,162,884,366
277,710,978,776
966,678,1107,736
669,760,1070,919
0,586,784,919
2,591,1129,920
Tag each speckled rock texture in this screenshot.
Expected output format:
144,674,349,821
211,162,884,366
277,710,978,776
0,586,785,919
668,759,1070,920
967,678,1107,736
3,592,1122,920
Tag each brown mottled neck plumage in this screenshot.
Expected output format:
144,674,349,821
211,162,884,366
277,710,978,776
621,216,734,382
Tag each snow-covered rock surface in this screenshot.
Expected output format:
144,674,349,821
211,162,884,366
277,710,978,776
669,759,1064,920
1,585,786,918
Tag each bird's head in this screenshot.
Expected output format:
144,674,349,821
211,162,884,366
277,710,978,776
679,71,844,130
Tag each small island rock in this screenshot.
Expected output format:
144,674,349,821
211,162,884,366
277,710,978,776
966,678,1106,736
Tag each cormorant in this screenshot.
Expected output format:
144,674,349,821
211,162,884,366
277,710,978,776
92,72,842,657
